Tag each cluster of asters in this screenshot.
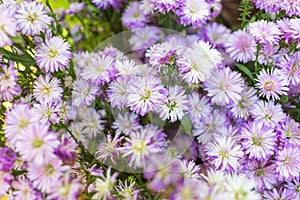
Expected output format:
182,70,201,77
0,0,300,200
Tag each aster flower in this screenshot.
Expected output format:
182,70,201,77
15,1,52,35
170,178,202,200
122,2,148,29
278,52,300,86
71,79,99,107
112,112,141,135
180,160,201,180
288,18,300,48
230,86,258,119
255,68,289,101
252,0,280,13
141,124,167,148
81,54,114,85
0,171,13,194
241,121,277,160
177,40,222,84
158,85,188,122
27,157,70,193
278,117,300,146
205,67,244,106
33,101,60,124
244,159,277,191
127,76,167,116
15,123,59,165
0,65,21,101
280,0,300,16
115,179,141,200
80,107,105,138
92,167,118,200
248,20,281,44
0,5,17,47
0,147,17,172
225,30,256,63
152,0,179,13
205,136,243,172
251,100,286,128
33,75,63,103
186,92,212,124
115,59,140,77
264,188,298,200
35,36,71,72
66,2,85,15
12,178,42,200
275,144,300,181
258,44,279,65
286,177,300,197
178,0,211,28
92,0,125,9
129,27,162,52
54,135,78,164
57,100,76,124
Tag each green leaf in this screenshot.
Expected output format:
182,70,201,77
181,115,192,135
0,48,35,67
235,63,254,82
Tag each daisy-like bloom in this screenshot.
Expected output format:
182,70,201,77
186,92,212,124
112,112,141,135
57,100,76,124
177,40,222,84
200,22,231,49
80,107,105,138
121,130,161,168
252,0,280,13
171,178,202,200
81,54,114,85
278,52,300,86
0,65,21,101
258,44,279,65
178,0,210,28
180,160,201,180
251,100,286,128
54,135,78,164
48,172,81,200
92,167,118,200
33,101,60,124
241,121,277,160
33,75,63,103
152,0,179,13
115,179,141,200
35,36,72,73
15,123,59,165
248,20,281,44
115,59,140,77
158,85,188,122
193,109,226,144
288,18,300,48
286,177,300,197
278,117,300,146
12,178,42,200
255,68,289,101
66,2,85,15
0,171,13,194
15,1,52,35
0,147,17,172
244,159,277,191
230,86,258,119
4,104,40,145
280,0,300,16
205,67,244,106
127,76,167,116
205,136,243,172
92,0,125,9
275,144,300,181
71,79,99,107
122,2,148,29
224,173,261,200
27,157,70,193
96,133,123,164
0,5,17,47
264,188,298,200
225,30,256,63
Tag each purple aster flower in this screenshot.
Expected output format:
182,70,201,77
71,79,99,107
15,1,52,35
241,121,277,160
252,0,280,13
205,67,245,106
127,76,167,116
258,44,279,65
107,77,131,110
170,134,198,160
280,0,300,16
177,0,211,28
0,147,17,172
57,100,76,124
278,116,300,146
152,0,179,13
0,65,21,101
186,92,212,124
15,123,59,165
230,86,258,119
12,178,43,200
4,103,40,145
54,135,78,165
0,171,13,194
224,30,256,63
288,19,300,48
66,2,85,15
286,177,300,198
170,178,202,200
277,18,293,43
81,54,114,85
80,107,105,138
27,157,70,193
251,100,286,128
112,112,141,135
248,20,281,44
244,159,277,191
177,40,222,84
33,101,60,124
264,188,298,200
0,5,17,47
115,59,141,77
122,2,148,29
92,0,126,9
158,85,188,122
275,144,300,181
255,68,289,101
35,36,72,73
33,75,63,103
180,160,201,180
115,179,141,200
277,52,300,86
205,136,243,172
48,172,81,200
